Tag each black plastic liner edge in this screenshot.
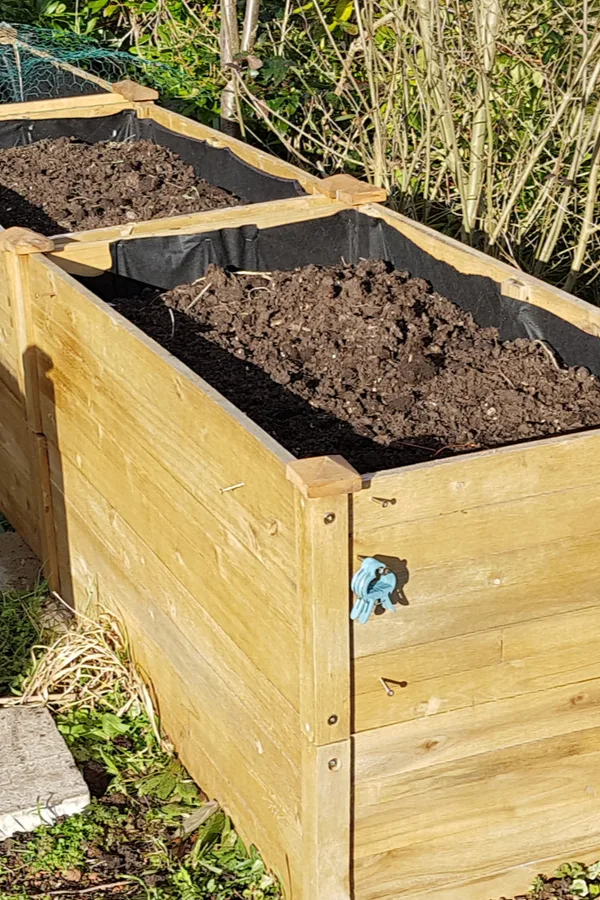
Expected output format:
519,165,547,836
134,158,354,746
0,109,305,204
88,208,600,377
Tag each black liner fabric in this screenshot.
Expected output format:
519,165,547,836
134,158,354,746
98,208,600,376
0,109,304,204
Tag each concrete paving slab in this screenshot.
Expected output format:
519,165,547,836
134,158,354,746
0,533,41,592
0,707,90,839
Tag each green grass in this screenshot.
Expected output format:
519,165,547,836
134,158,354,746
0,584,45,693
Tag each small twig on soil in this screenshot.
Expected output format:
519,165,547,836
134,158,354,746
496,368,516,388
234,270,273,279
184,281,213,313
39,881,133,896
168,307,176,339
534,339,563,372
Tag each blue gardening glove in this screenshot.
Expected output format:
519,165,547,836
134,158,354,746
350,557,397,624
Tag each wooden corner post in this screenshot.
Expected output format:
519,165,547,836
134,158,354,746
287,455,362,900
1,228,60,590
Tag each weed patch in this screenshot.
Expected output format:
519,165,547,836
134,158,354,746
0,605,281,900
0,584,45,693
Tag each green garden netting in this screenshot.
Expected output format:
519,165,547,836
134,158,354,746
0,22,166,103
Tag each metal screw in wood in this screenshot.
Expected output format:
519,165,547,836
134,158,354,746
328,714,338,725
323,512,336,524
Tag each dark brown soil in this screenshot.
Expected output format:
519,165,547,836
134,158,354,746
113,259,600,473
0,137,240,235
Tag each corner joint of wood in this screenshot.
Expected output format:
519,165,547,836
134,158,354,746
318,174,388,206
501,276,531,303
0,227,54,255
286,455,362,499
111,79,159,102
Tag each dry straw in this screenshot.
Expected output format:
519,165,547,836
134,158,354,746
2,595,169,752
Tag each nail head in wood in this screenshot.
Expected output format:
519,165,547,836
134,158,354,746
0,227,54,255
319,173,388,205
286,455,362,499
111,79,159,102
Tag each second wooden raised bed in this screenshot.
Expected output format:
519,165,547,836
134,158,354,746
0,81,382,552
3,197,600,900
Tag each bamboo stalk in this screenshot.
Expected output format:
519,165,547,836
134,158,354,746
489,31,600,244
464,0,501,235
565,123,600,292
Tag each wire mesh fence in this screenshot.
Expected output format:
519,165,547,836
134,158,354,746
0,22,167,103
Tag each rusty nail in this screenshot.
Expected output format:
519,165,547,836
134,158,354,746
370,497,397,508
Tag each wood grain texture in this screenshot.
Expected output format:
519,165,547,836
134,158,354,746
302,740,351,900
405,846,600,900
0,251,20,397
293,491,352,744
354,723,600,899
287,456,362,500
355,677,600,783
352,431,600,668
0,93,133,120
29,254,300,706
355,606,600,731
111,79,158,102
0,377,39,555
48,472,302,896
320,174,388,204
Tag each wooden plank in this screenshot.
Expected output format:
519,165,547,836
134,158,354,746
292,486,353,744
302,740,351,900
0,251,20,396
0,377,39,554
0,93,133,120
353,446,600,658
48,195,345,276
355,607,600,731
47,453,303,894
353,534,600,657
354,630,501,731
362,203,600,340
406,846,600,900
356,429,600,532
37,357,300,706
288,462,354,899
354,677,600,784
353,725,600,898
29,256,296,564
320,174,388,204
32,434,59,591
139,103,322,194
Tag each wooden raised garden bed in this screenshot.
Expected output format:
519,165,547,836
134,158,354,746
3,194,600,900
0,81,383,551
